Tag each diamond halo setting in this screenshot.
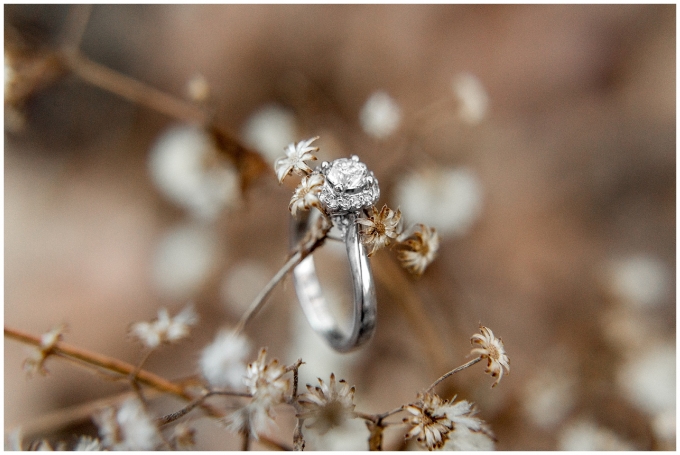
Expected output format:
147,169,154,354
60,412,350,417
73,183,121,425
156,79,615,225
318,156,380,215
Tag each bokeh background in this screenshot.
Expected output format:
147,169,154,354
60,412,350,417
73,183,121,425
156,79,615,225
4,4,675,450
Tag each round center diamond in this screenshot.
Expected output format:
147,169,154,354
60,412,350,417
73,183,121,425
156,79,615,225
326,158,367,190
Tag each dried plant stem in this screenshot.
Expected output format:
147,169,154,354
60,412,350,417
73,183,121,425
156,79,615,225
234,231,328,335
66,53,207,124
5,326,190,399
60,5,93,53
425,356,483,395
158,389,252,426
372,256,450,373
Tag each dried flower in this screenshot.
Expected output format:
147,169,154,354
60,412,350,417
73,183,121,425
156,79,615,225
471,325,510,388
403,393,454,450
356,205,402,256
199,329,251,389
397,224,440,275
94,398,162,450
297,373,357,434
23,324,67,376
129,303,198,349
230,349,290,438
359,91,402,139
243,104,298,161
274,136,319,183
451,72,489,125
170,423,196,450
289,173,325,216
73,436,103,451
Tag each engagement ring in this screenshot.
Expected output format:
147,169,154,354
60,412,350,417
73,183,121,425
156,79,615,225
291,156,379,352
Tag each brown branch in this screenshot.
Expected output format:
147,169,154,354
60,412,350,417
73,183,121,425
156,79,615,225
425,356,483,395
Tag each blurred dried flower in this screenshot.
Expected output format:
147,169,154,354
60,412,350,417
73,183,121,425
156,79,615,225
403,393,454,450
274,136,319,183
5,428,22,451
396,224,439,275
616,343,675,415
186,74,210,102
442,399,494,450
148,124,239,220
297,373,357,434
607,255,670,308
94,398,162,450
356,204,402,256
451,72,489,125
359,91,402,139
471,325,510,388
394,167,483,237
73,436,102,451
558,418,635,450
230,349,290,438
23,324,67,376
243,104,298,161
199,329,252,389
171,423,196,450
129,303,198,349
289,173,325,216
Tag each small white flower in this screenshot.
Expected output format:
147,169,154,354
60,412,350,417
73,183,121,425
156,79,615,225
356,205,403,256
558,418,635,450
607,255,670,308
451,72,489,125
149,124,239,220
73,436,102,451
199,329,252,389
396,224,439,275
243,104,298,161
23,324,67,376
274,136,319,183
394,167,483,238
289,173,325,216
617,343,675,415
470,325,510,388
403,393,454,450
94,398,161,450
130,303,198,349
297,373,357,434
359,91,402,139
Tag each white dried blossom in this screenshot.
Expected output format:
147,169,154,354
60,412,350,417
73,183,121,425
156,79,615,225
451,72,489,125
23,324,67,376
274,136,319,183
394,167,483,238
558,418,635,450
289,173,325,216
607,255,670,308
396,224,439,275
471,325,510,388
403,393,454,450
297,373,357,434
359,91,402,139
356,205,402,256
186,73,210,102
617,343,675,415
94,398,162,450
243,104,298,161
148,124,239,220
152,223,218,300
73,436,102,451
230,349,290,438
129,303,198,349
199,329,252,389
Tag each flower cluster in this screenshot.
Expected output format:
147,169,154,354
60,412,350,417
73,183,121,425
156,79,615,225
94,398,162,450
129,303,198,349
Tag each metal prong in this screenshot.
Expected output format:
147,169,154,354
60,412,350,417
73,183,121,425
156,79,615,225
321,161,330,170
351,155,359,162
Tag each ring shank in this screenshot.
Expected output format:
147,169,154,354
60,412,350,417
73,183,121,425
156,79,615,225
291,210,377,352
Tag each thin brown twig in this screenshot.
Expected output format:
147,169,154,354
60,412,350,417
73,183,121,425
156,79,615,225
425,356,483,395
60,5,93,53
65,53,207,124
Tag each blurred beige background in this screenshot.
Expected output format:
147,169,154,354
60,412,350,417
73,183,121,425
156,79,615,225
4,4,675,450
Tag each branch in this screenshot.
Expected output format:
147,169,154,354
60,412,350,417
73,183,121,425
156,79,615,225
425,356,483,395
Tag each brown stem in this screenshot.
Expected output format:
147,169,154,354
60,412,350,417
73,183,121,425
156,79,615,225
425,356,483,395
6,326,191,399
60,5,93,53
65,53,207,124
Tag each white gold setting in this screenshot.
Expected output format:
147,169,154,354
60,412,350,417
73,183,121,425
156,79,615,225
291,155,379,352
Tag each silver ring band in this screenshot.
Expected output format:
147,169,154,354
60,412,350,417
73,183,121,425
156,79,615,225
291,210,377,352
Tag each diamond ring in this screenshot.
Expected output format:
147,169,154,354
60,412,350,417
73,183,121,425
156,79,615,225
291,156,379,352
